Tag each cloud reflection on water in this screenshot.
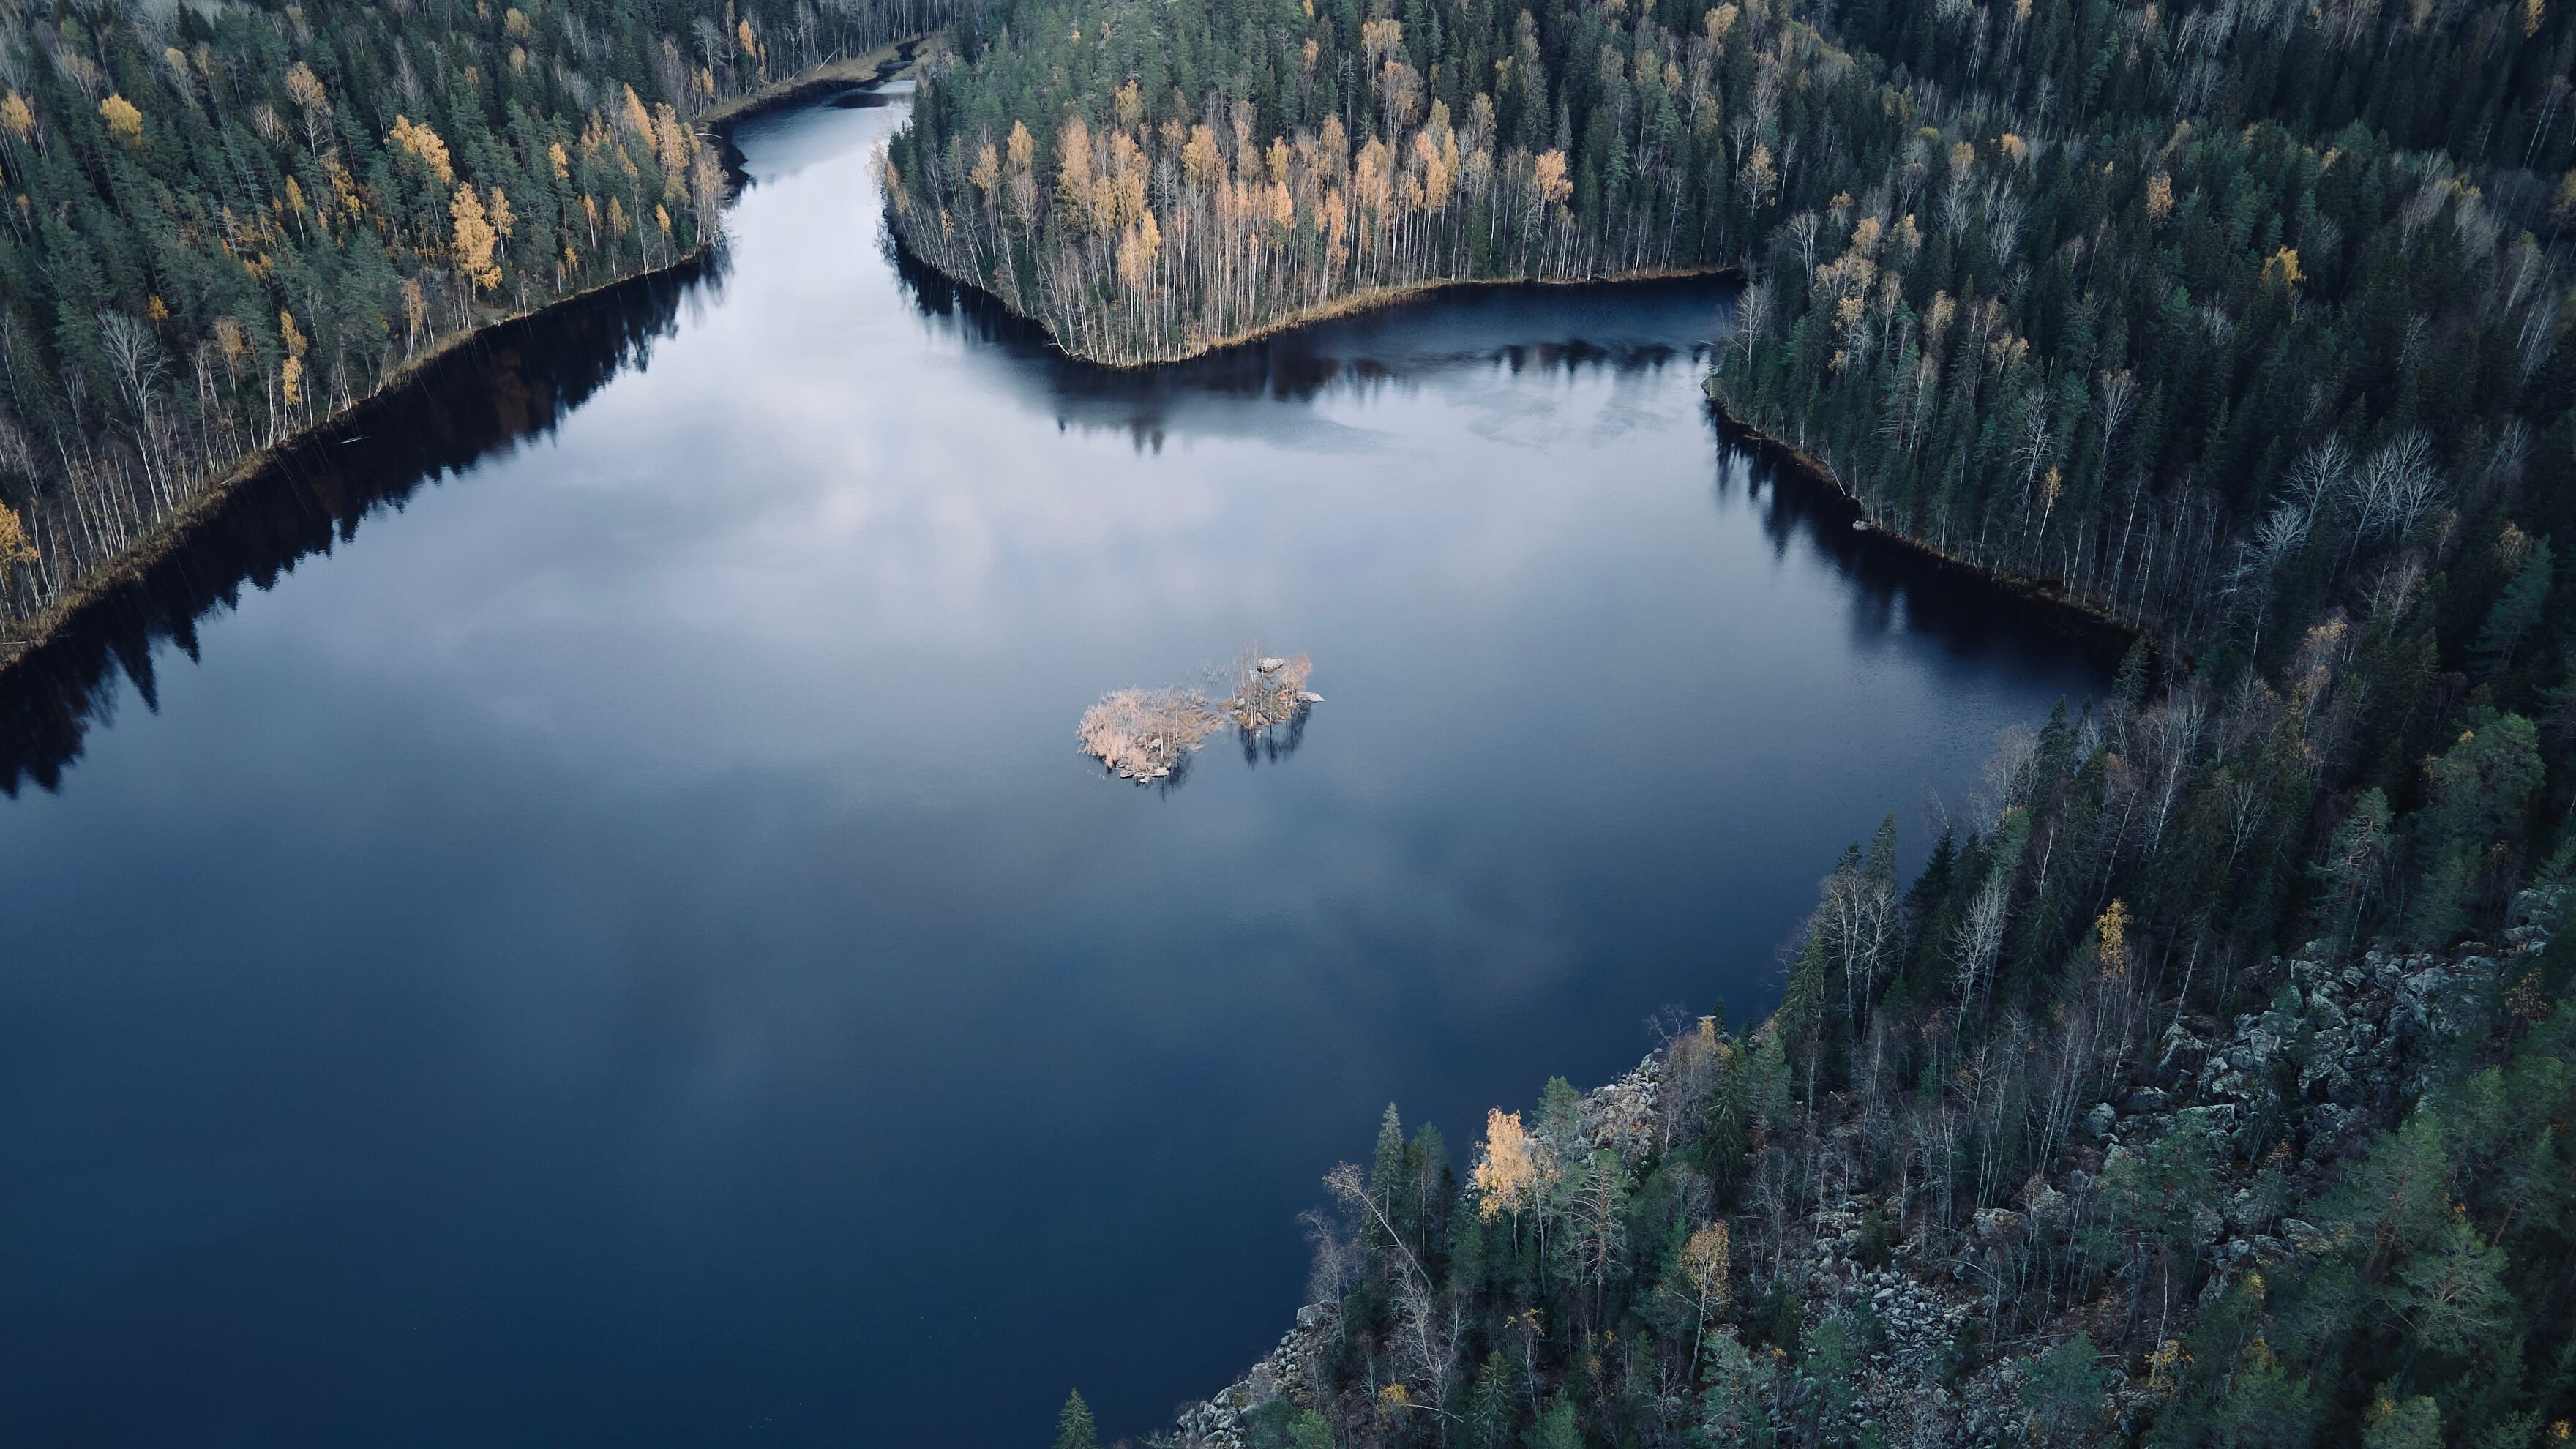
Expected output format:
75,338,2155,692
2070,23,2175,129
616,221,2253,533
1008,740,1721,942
0,94,2127,1449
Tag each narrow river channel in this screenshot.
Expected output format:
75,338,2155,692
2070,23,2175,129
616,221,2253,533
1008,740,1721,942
0,93,2111,1444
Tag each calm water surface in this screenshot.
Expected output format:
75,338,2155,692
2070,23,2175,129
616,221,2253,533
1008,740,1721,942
0,97,2110,1444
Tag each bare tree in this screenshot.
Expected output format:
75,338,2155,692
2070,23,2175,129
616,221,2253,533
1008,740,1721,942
283,61,332,154
2517,293,2561,384
2281,435,2352,532
1781,209,1821,279
1952,869,2008,1006
2352,429,2444,561
1984,182,2026,258
1565,1150,1630,1319
1940,154,1976,242
692,16,730,97
1301,1205,1362,1305
1818,852,1898,1020
1728,282,1773,370
2223,501,2310,647
1325,1161,1456,1423
2094,368,2137,469
2015,400,2056,517
94,310,170,503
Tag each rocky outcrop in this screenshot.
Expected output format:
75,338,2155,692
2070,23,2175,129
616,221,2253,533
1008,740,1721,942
1576,1060,1664,1159
1159,1055,1675,1447
2157,934,2506,1170
1156,895,2558,1448
1169,1304,1339,1447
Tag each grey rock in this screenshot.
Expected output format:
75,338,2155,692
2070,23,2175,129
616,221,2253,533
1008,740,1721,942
2280,1218,2330,1255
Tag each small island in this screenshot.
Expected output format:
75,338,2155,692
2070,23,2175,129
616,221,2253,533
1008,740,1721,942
1079,650,1319,783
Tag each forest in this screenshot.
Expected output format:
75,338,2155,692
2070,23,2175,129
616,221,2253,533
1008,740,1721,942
0,0,956,637
877,0,1822,359
1,0,2566,1441
1713,0,2576,648
883,0,2576,1442
1134,618,2575,1447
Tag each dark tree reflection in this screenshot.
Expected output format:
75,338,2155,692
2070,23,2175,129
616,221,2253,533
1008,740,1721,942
1237,705,1310,768
892,242,1723,438
1707,409,2135,671
0,254,717,793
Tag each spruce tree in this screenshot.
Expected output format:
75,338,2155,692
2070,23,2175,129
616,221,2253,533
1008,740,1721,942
1053,1390,1098,1449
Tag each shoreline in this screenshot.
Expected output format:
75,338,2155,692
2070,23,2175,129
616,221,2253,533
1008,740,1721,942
905,233,2145,654
694,37,923,132
0,258,708,669
1704,399,2154,659
0,40,926,678
900,245,1739,370
1116,263,1742,369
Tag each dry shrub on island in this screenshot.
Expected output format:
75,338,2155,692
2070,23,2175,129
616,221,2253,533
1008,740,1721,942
1217,650,1317,730
1076,687,1221,782
1078,650,1322,783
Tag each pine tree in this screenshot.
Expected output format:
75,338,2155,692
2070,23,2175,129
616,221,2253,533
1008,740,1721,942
1054,1390,1098,1449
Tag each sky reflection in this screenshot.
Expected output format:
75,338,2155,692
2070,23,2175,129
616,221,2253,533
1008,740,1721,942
0,96,2114,1448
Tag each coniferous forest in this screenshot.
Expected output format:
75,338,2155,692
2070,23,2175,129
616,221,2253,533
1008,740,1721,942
877,0,2576,1446
0,0,958,634
0,0,2570,1441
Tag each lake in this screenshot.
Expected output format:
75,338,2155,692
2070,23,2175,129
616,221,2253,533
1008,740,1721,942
0,94,2111,1445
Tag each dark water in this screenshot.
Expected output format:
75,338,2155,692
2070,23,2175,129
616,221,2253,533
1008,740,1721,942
0,98,2113,1445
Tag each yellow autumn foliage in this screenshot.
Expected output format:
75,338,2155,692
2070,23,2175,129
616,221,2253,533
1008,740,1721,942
1680,1220,1732,1306
1473,1107,1546,1220
1532,149,1571,207
389,115,454,185
0,503,37,566
451,184,502,291
100,94,144,144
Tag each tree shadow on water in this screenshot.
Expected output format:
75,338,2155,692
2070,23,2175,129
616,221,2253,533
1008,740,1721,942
890,240,1731,442
1094,703,1311,797
1237,705,1309,768
0,255,714,793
